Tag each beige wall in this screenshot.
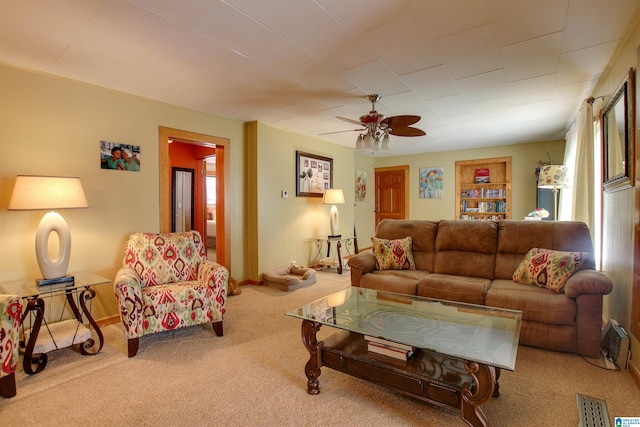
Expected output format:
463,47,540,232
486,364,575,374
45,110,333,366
0,64,246,319
371,141,565,221
246,121,355,278
353,154,376,249
591,14,640,377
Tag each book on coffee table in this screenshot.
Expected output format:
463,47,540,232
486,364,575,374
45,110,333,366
364,335,415,352
364,335,416,360
367,341,415,360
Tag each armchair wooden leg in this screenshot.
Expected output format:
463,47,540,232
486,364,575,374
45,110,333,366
0,373,17,398
213,321,224,337
128,337,140,358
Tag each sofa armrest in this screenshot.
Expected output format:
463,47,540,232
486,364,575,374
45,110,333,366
563,270,613,298
348,252,376,272
198,261,229,318
347,252,377,286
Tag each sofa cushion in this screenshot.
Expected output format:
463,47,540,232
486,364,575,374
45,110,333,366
123,231,206,287
433,220,498,279
375,219,438,272
416,274,491,305
513,248,588,292
486,279,577,325
360,270,429,295
140,281,215,331
495,220,595,280
372,236,416,270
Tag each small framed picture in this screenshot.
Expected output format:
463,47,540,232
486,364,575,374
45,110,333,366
100,141,141,172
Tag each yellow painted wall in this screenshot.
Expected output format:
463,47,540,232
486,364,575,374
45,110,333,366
0,64,245,320
372,140,565,221
246,121,355,278
591,13,640,380
353,154,376,249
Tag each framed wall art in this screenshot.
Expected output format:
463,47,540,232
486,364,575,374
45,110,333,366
355,171,367,201
100,140,141,172
296,151,333,197
419,167,443,199
601,67,635,192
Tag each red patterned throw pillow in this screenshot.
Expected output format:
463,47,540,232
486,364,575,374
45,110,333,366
512,247,588,292
372,236,416,270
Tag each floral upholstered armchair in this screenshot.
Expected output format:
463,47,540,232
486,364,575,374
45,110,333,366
113,231,228,357
1,294,23,398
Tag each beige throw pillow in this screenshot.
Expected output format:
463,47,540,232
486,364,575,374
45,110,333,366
371,236,416,270
513,247,588,293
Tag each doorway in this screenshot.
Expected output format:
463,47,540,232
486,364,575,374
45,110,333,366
159,126,230,269
374,166,409,227
172,167,194,232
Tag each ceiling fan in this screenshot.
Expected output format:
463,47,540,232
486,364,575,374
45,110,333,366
326,94,426,151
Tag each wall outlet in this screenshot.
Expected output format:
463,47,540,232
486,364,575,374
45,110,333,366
281,190,288,198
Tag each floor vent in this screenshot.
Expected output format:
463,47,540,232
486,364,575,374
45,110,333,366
576,393,611,427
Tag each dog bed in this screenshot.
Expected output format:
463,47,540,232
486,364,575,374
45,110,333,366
263,265,316,291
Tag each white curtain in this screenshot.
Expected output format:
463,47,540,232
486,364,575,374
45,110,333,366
559,99,594,231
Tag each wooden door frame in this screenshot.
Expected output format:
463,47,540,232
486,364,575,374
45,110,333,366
159,126,230,270
374,165,410,224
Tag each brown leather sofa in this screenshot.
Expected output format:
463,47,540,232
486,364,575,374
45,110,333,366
347,219,613,357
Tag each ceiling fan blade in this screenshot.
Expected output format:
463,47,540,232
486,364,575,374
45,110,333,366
336,116,363,125
388,127,426,137
382,115,421,127
320,128,365,135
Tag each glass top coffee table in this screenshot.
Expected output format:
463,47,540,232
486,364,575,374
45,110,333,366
286,287,522,427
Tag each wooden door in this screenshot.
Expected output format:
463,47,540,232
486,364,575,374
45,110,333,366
374,166,409,228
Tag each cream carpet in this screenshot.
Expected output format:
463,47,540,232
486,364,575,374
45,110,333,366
2,271,639,426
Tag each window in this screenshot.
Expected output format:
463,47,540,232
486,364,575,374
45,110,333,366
206,176,216,205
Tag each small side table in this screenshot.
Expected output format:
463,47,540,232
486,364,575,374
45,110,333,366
312,236,357,274
0,272,111,374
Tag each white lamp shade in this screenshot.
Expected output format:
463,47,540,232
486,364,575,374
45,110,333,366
537,165,569,189
381,134,390,150
363,134,373,150
8,175,88,210
322,189,345,205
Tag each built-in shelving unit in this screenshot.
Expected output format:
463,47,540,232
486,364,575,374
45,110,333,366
455,157,512,220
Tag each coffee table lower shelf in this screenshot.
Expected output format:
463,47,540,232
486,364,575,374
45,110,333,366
301,320,500,427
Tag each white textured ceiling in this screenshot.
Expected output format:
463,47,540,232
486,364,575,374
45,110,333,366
1,0,639,156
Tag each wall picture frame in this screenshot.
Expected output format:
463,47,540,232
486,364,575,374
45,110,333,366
601,67,635,192
296,151,333,197
419,167,444,199
355,171,367,201
100,140,141,172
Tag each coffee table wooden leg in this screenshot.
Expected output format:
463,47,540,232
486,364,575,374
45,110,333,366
301,319,323,395
461,360,495,427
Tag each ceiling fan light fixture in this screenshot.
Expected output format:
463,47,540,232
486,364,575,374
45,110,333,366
364,134,373,150
334,94,424,152
381,134,390,150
